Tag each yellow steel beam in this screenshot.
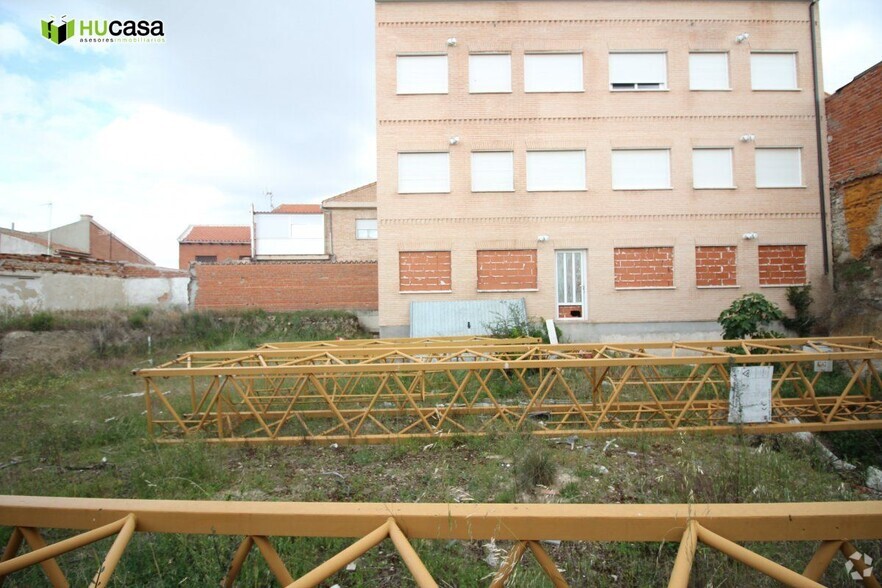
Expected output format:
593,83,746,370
1,497,881,543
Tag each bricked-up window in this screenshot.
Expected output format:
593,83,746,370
477,250,537,291
399,251,452,292
396,54,448,94
695,246,737,287
614,247,674,289
758,245,807,286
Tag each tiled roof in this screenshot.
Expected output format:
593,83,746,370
179,225,251,244
322,182,377,204
271,204,323,214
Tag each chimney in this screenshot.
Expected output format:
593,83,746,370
80,214,93,222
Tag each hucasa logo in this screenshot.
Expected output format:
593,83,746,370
41,15,74,44
41,14,165,44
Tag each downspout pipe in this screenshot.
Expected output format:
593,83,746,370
809,0,830,274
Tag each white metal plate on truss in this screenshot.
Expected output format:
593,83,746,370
803,344,833,373
728,366,773,424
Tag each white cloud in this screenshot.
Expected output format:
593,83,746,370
0,23,29,56
91,105,259,182
821,21,880,92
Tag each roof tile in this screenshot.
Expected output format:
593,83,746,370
181,226,251,244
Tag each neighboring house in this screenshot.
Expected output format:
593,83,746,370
252,204,327,259
33,214,153,265
178,225,251,269
826,61,882,262
825,60,882,334
0,228,88,257
374,0,831,339
323,182,378,262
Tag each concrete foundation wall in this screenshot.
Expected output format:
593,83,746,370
380,320,724,342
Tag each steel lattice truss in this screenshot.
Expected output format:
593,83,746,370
1,496,881,587
134,336,882,444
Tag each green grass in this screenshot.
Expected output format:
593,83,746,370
0,313,879,585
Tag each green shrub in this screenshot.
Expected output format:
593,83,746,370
782,285,815,336
515,446,557,493
718,293,784,340
127,307,152,329
28,311,54,332
484,302,559,343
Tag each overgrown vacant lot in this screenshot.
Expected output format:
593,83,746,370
0,310,879,586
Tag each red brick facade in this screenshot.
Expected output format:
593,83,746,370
477,249,537,291
826,63,882,186
88,222,152,265
614,247,674,289
399,251,451,292
193,262,377,311
179,243,251,269
695,246,737,288
758,245,807,286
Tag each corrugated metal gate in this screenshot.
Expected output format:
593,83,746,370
410,298,526,337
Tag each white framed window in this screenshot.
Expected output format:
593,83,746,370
751,52,798,90
396,54,448,94
398,152,450,194
469,53,512,93
689,52,730,90
609,52,667,90
692,148,734,189
471,151,514,192
524,53,583,93
611,149,671,190
755,148,802,188
355,219,378,240
526,150,586,191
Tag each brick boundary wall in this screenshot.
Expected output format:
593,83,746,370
614,247,674,289
695,246,737,288
399,251,451,292
193,261,378,311
477,249,537,291
0,254,185,279
758,245,807,286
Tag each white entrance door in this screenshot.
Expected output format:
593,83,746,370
556,250,586,319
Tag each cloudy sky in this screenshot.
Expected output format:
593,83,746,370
0,1,879,268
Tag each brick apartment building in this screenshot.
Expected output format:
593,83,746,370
375,0,831,339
